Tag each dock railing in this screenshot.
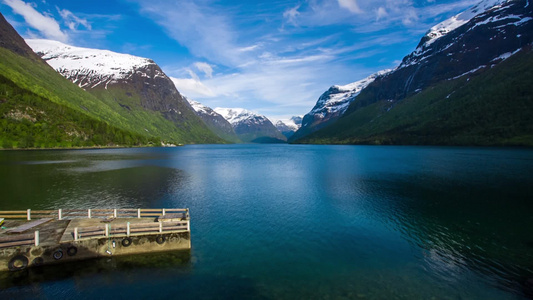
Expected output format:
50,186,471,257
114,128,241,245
73,220,190,241
0,208,189,221
0,231,40,248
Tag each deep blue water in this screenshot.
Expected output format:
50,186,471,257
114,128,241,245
0,144,532,299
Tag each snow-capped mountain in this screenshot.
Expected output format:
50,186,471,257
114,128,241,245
26,39,158,89
274,116,302,139
293,0,533,145
421,0,509,49
214,108,287,143
187,99,241,143
290,70,390,142
26,39,221,144
393,0,532,89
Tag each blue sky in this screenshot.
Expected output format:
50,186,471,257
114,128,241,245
1,0,481,120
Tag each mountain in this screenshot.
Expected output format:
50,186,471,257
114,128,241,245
214,108,287,143
294,0,533,146
274,116,302,139
186,98,241,143
0,13,157,148
289,70,390,142
26,39,223,144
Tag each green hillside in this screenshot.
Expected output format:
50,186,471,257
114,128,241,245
0,73,157,148
0,46,221,146
296,49,533,146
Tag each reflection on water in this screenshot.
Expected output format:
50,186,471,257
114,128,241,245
0,145,532,299
0,149,186,209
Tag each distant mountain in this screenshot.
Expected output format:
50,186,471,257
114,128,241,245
214,108,287,143
27,39,222,144
295,0,533,146
289,70,390,142
274,116,302,139
0,13,156,148
187,99,241,143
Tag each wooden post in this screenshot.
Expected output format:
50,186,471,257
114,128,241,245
187,220,190,232
74,227,78,241
137,208,141,219
27,209,31,220
162,208,166,216
113,209,117,218
159,222,163,233
58,209,62,220
34,231,39,246
88,209,91,219
127,222,130,237
105,224,109,237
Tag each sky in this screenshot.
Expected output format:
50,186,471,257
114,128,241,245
0,0,482,121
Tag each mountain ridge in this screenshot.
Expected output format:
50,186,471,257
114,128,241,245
27,39,223,144
214,107,287,143
294,0,533,146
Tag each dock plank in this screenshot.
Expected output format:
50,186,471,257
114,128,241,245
6,218,52,234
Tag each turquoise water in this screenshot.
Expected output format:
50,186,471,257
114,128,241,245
0,145,532,299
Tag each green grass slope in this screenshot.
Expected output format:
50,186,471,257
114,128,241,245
296,48,533,146
0,73,158,148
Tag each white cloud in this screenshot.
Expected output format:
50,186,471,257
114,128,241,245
57,8,91,31
338,0,362,14
134,0,243,66
283,5,300,25
170,75,216,98
376,7,388,21
194,62,214,78
3,0,68,42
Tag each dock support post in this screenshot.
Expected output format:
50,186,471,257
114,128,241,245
159,222,163,233
162,208,166,216
187,220,190,232
88,209,91,219
137,209,141,219
105,224,109,237
34,231,39,246
127,222,130,237
27,209,31,220
58,209,62,220
113,209,117,218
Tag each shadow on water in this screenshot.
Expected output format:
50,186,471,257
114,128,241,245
0,250,268,300
0,251,192,290
0,155,188,209
361,170,533,298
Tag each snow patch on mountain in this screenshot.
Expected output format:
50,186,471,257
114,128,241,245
422,0,509,48
306,69,392,123
187,98,218,116
274,117,302,132
420,0,509,48
214,108,270,126
26,39,156,88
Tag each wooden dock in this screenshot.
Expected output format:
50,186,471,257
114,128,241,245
0,208,190,272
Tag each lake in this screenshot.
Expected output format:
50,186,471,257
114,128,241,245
0,144,532,299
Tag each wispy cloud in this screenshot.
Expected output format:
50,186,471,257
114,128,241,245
338,0,362,14
194,62,214,78
57,8,91,31
2,0,67,41
133,0,245,66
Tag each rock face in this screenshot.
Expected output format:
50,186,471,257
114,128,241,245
274,116,302,139
293,0,533,145
26,39,222,144
290,70,390,142
0,14,38,59
214,108,287,143
187,99,241,143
